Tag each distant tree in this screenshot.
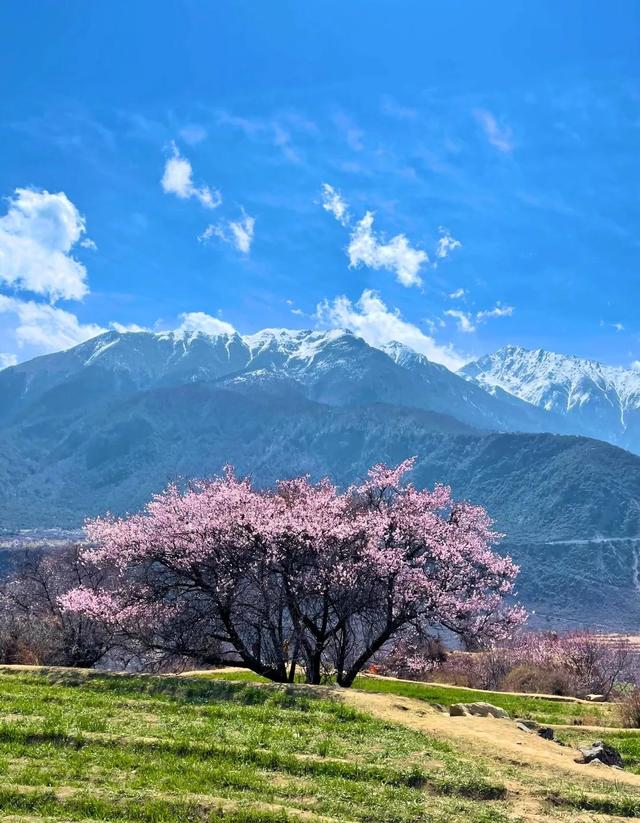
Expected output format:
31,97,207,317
61,460,525,685
0,545,115,667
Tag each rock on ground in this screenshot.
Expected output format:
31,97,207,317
449,702,509,719
577,742,624,769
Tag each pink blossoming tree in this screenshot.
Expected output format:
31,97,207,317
61,459,525,685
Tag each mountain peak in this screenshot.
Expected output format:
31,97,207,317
462,344,640,448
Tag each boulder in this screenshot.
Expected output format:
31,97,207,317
466,702,510,719
516,722,532,733
516,718,539,730
449,702,509,719
537,727,555,741
585,694,606,702
577,742,624,769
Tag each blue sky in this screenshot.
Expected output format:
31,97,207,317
1,0,640,370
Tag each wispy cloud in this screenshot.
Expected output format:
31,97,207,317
316,288,465,370
600,319,625,333
320,183,350,226
445,302,514,332
216,108,317,164
436,228,462,260
348,211,428,288
449,288,466,299
476,303,514,321
332,110,364,151
380,95,417,120
200,210,255,254
0,353,17,370
161,143,221,208
474,109,513,153
444,309,475,333
179,124,207,145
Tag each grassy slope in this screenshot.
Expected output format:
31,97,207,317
0,668,640,821
0,668,510,823
200,670,619,727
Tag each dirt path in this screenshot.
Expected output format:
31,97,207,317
342,689,640,790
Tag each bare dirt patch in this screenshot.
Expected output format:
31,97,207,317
342,689,640,790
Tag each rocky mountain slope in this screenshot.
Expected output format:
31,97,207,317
461,344,640,453
0,328,565,435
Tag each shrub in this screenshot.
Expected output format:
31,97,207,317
430,631,638,698
620,688,640,728
0,545,115,668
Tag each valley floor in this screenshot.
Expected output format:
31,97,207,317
0,666,640,822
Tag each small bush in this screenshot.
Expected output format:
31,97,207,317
429,631,639,699
501,663,574,696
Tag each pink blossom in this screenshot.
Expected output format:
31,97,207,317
63,461,525,684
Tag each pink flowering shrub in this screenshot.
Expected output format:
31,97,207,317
0,545,115,667
61,459,525,685
374,629,448,680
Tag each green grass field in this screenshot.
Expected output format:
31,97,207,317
200,669,619,727
0,667,639,822
0,668,512,822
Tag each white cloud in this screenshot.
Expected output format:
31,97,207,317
347,212,428,288
436,229,462,259
0,188,89,301
175,311,236,337
444,302,513,333
161,143,221,209
110,322,148,334
320,183,350,226
613,322,624,332
200,210,255,254
445,309,476,333
449,288,465,299
0,295,105,353
316,289,465,370
474,109,513,153
228,213,255,254
632,360,640,371
79,237,98,250
476,303,514,322
0,353,17,370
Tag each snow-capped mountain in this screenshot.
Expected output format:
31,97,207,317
0,328,564,435
461,345,640,453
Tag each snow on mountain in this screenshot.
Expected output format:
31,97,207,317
0,327,570,437
461,345,640,453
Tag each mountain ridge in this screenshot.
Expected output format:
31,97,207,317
461,344,640,453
